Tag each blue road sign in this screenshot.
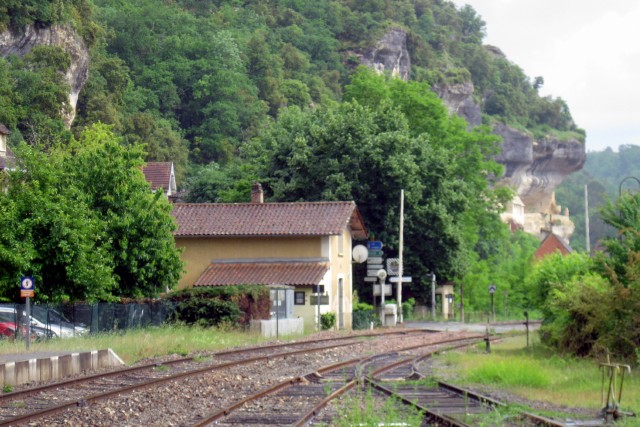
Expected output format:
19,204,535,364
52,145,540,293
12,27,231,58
367,241,383,251
20,276,34,291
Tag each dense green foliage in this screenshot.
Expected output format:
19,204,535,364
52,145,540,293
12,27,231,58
1,1,583,313
460,229,539,315
0,125,183,302
248,69,509,300
166,285,271,326
0,46,73,147
0,0,90,30
528,193,640,360
3,0,584,163
352,302,379,330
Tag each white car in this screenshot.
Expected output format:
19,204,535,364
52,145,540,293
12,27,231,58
29,306,88,338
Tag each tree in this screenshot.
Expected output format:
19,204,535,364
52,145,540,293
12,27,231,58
251,97,489,301
0,143,114,302
0,124,183,302
342,68,506,293
184,161,259,203
69,124,184,298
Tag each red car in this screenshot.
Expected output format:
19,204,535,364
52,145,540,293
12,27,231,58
0,321,20,338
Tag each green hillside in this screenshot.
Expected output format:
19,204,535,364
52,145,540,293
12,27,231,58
0,0,581,307
2,0,582,171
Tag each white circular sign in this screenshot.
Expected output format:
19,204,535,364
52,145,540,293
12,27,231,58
352,244,368,263
21,277,33,289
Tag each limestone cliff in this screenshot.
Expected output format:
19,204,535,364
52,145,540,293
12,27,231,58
433,81,482,128
357,28,411,81
0,25,89,126
363,28,585,242
495,123,584,240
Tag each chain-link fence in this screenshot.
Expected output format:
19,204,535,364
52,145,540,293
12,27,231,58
0,302,177,339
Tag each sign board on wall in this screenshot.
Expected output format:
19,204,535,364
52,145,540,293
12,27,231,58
310,295,329,305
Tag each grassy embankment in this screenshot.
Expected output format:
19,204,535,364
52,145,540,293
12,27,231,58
432,335,639,425
0,325,285,363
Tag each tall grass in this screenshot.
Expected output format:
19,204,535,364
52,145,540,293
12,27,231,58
434,335,640,416
327,387,424,427
0,325,283,364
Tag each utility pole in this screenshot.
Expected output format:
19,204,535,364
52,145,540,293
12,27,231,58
585,184,591,254
398,189,404,323
431,273,436,320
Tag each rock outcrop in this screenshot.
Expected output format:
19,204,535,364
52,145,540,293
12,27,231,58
362,28,586,242
495,123,584,240
0,25,89,126
358,28,411,81
495,123,585,214
433,81,482,127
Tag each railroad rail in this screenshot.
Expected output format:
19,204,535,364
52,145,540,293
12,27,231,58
364,351,572,427
190,335,485,426
191,333,576,427
0,328,431,426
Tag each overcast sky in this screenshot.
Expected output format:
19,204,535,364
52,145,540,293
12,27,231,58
451,0,640,152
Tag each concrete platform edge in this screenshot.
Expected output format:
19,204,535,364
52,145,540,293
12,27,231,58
0,349,124,387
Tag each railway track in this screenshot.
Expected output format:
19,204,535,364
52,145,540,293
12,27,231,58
0,328,434,426
191,334,575,427
0,328,577,426
364,351,572,427
190,335,485,426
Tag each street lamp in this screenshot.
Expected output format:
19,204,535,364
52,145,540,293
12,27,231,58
618,176,640,198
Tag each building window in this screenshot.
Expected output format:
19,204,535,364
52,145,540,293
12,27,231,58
294,291,305,305
338,233,344,257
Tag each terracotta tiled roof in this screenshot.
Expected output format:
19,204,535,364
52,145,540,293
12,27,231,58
142,162,174,193
172,202,368,239
534,233,573,260
194,260,330,287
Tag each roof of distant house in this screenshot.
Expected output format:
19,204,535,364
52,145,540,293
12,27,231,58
0,124,9,135
172,201,368,239
534,232,573,260
142,162,175,193
194,259,330,287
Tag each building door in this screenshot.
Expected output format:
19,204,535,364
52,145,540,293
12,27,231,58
338,278,344,329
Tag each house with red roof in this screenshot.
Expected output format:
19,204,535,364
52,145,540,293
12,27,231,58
171,183,368,330
533,232,573,261
142,162,177,197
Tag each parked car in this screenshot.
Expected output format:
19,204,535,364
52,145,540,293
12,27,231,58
0,307,54,340
30,306,88,338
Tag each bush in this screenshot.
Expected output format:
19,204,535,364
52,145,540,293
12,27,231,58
166,285,270,327
352,302,379,330
402,298,415,320
171,298,240,327
321,312,336,330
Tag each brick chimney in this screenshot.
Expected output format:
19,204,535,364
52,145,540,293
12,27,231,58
251,182,264,203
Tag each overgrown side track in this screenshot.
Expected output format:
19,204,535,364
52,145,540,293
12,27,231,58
361,349,570,427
